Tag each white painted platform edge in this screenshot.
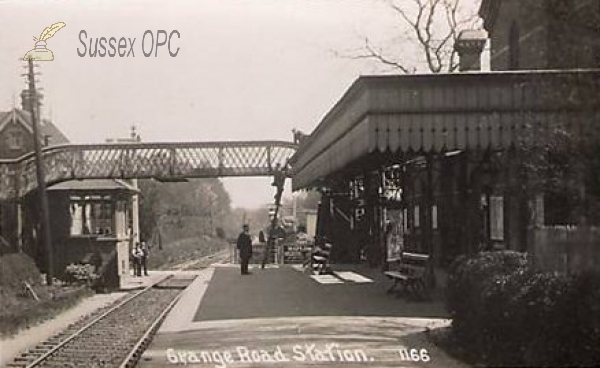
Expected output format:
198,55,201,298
158,267,215,333
310,275,344,284
334,271,374,283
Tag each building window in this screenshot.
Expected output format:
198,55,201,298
69,196,115,236
414,205,420,228
6,129,24,150
490,196,504,241
509,21,520,70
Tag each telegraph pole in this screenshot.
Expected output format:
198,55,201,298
25,60,53,285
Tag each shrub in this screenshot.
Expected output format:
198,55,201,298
563,271,600,366
481,270,571,366
0,252,42,289
64,263,99,285
446,251,529,340
446,251,600,367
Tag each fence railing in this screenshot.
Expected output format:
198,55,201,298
531,226,600,273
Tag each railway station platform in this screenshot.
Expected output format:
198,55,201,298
138,263,467,367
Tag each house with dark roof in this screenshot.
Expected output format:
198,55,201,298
0,108,69,159
0,94,71,252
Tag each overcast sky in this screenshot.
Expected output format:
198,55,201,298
0,0,480,208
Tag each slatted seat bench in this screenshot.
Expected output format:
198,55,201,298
384,252,430,299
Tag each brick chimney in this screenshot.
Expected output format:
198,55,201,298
20,88,43,118
454,30,487,72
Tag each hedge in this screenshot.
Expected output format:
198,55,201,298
446,251,600,367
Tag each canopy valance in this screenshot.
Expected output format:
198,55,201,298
291,70,600,190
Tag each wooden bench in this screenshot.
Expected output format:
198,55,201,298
384,252,430,299
304,242,333,275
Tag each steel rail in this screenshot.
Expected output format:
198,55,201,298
24,274,172,368
6,248,226,368
118,287,185,368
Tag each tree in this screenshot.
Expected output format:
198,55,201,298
346,0,479,73
231,206,270,234
138,178,234,243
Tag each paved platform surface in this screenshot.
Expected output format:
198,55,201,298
195,265,447,321
139,263,467,367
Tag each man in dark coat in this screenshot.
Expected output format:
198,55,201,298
140,241,149,276
132,243,143,277
237,224,253,275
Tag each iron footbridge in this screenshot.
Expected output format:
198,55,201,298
0,140,297,200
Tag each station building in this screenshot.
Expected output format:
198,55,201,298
291,0,600,277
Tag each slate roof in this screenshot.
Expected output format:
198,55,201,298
0,108,69,145
47,179,140,193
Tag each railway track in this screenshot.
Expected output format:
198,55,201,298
6,251,227,368
171,248,231,270
6,276,192,368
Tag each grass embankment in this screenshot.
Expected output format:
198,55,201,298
0,253,93,337
148,236,230,270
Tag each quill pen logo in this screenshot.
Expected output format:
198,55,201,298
23,22,66,61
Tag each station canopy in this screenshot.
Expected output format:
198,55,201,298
291,70,600,191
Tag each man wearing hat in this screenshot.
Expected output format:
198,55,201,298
236,224,253,275
140,241,150,276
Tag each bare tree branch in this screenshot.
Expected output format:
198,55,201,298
339,0,480,74
348,38,416,74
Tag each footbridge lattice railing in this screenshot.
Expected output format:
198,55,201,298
0,141,297,200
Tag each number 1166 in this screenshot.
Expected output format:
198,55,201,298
398,348,430,362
